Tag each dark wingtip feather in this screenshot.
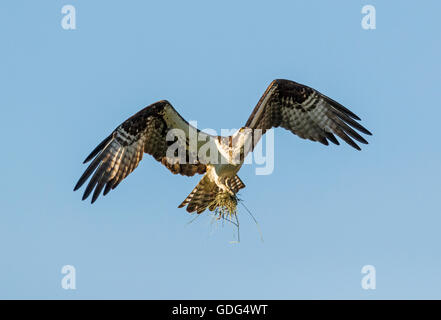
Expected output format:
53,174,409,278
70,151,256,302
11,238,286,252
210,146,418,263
347,129,369,145
328,108,372,137
348,140,361,151
91,178,107,204
75,134,115,198
91,189,100,204
81,190,91,201
324,96,361,120
340,137,361,150
331,115,370,146
347,140,362,151
318,136,329,146
74,177,86,193
83,134,113,163
325,132,340,145
334,129,362,150
356,125,372,136
74,154,104,192
103,180,114,196
82,166,104,201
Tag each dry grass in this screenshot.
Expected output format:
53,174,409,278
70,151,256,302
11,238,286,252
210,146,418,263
208,191,239,221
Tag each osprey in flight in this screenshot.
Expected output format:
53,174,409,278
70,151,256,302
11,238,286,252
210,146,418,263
74,79,371,214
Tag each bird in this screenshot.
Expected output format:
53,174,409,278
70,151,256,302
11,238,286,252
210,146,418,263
74,79,372,214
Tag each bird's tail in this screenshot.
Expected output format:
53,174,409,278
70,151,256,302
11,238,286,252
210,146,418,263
178,174,245,214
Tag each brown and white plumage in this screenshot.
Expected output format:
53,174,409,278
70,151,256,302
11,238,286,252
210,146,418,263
245,79,371,151
74,79,372,213
74,101,207,204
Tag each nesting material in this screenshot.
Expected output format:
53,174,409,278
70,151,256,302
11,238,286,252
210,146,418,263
208,191,238,220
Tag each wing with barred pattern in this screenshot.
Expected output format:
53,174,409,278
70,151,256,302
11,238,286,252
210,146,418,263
74,100,207,203
245,79,372,150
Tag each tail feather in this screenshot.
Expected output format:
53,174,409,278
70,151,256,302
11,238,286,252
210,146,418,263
226,175,246,193
178,174,246,214
178,175,219,213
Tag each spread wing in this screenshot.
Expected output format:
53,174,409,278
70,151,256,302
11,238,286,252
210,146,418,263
245,79,372,150
74,100,208,203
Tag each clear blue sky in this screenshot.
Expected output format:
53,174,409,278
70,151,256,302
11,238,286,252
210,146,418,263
1,0,441,299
